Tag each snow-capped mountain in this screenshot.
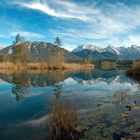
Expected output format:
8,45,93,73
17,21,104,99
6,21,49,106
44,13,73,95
72,44,140,60
73,44,102,52
103,45,120,55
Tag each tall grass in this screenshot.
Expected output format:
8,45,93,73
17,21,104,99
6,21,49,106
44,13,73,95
0,62,94,71
49,100,77,140
63,63,94,70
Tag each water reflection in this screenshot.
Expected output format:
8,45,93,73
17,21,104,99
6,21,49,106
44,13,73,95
0,70,73,101
0,70,74,86
127,74,140,84
54,83,62,100
113,91,129,105
0,69,140,140
0,69,139,101
11,73,29,101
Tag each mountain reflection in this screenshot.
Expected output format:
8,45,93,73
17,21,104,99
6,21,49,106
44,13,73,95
0,70,137,87
0,70,73,101
71,70,134,85
0,69,138,101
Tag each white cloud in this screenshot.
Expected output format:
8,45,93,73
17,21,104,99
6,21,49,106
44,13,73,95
15,0,101,21
4,0,140,48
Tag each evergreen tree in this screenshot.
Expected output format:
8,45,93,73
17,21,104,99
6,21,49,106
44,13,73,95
48,37,64,68
12,34,28,64
54,37,62,46
12,33,24,45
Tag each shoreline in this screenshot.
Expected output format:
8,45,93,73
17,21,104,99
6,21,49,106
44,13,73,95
0,62,94,71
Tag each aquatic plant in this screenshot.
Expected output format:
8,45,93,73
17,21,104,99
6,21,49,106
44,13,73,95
114,91,128,104
49,100,78,140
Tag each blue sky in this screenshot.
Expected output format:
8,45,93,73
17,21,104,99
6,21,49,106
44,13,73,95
1,0,140,50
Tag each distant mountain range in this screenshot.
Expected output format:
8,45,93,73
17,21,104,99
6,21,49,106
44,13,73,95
0,42,81,62
72,44,140,60
0,42,140,61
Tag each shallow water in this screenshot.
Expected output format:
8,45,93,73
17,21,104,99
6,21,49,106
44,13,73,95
0,69,140,140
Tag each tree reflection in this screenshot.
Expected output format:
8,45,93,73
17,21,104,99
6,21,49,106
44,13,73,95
54,82,62,100
0,70,73,101
10,70,69,101
11,73,29,102
50,70,65,100
83,70,93,80
126,74,140,84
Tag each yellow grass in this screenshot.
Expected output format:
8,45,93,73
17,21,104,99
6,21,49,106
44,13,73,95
0,62,46,70
0,62,15,69
0,62,94,71
63,63,94,70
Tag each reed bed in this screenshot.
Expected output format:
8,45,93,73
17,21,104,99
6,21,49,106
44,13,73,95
63,63,94,70
0,62,94,71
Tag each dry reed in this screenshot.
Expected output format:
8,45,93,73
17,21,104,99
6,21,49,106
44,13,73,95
0,62,94,71
49,100,77,140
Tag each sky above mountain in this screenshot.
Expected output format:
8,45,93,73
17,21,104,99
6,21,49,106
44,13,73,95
0,0,140,50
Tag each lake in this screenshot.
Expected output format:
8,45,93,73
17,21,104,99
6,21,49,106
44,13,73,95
0,69,140,140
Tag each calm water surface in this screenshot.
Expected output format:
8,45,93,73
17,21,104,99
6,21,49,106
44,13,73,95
0,69,140,140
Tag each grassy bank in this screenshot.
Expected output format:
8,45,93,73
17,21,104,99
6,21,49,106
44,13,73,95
0,62,94,71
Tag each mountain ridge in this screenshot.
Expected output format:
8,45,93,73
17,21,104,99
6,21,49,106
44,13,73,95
0,41,82,62
72,44,140,60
